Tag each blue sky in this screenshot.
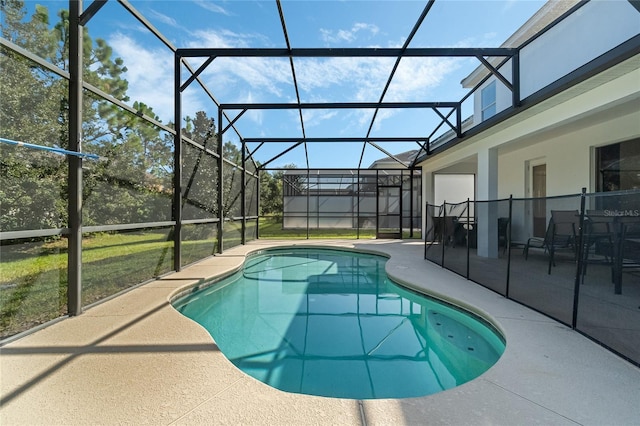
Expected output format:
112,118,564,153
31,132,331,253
30,0,546,169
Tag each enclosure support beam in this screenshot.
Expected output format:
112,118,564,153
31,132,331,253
173,56,183,270
67,0,83,316
180,55,216,92
365,0,434,146
241,140,246,245
177,47,517,58
409,169,414,238
217,108,224,254
79,0,107,26
356,170,361,239
244,137,428,143
256,173,261,240
476,55,513,91
375,170,379,237
512,51,521,107
221,101,459,110
306,168,310,239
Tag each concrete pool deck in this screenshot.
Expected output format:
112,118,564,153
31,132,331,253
1,239,639,425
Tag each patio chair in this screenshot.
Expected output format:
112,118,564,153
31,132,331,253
581,211,614,278
432,216,458,247
614,216,640,293
524,219,552,261
547,210,580,273
498,217,510,253
524,210,579,274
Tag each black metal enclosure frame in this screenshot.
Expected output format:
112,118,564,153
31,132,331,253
172,0,527,269
176,45,521,168
2,0,639,334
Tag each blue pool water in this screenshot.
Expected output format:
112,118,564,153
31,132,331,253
173,248,505,399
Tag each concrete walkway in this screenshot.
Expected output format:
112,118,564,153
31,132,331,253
1,240,639,425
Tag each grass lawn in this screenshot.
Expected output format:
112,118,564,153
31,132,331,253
0,231,221,339
1,219,419,339
258,216,377,239
258,216,420,240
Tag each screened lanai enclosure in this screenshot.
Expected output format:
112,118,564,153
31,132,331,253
2,0,639,372
282,169,421,238
2,0,519,339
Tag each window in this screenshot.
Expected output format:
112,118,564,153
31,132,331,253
597,139,640,192
481,81,496,121
595,140,640,213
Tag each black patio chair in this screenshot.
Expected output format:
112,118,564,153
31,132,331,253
547,210,580,273
616,216,640,292
524,219,552,260
524,210,579,274
581,211,614,278
432,216,457,246
498,217,510,253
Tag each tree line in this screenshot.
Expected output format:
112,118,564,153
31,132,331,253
0,1,284,233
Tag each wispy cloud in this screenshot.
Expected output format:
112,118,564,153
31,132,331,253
188,28,272,49
109,20,461,136
320,23,379,44
205,52,459,132
146,9,183,30
235,91,264,126
501,0,517,13
194,0,231,16
386,57,462,101
302,109,339,129
293,57,394,96
187,29,293,99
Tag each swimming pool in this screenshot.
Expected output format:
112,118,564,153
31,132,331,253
173,247,505,399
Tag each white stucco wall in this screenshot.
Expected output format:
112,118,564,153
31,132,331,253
499,104,639,199
519,0,640,98
472,1,639,126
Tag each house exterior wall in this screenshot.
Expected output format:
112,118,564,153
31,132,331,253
471,1,639,125
519,0,639,98
420,62,640,244
498,108,639,199
424,64,640,198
